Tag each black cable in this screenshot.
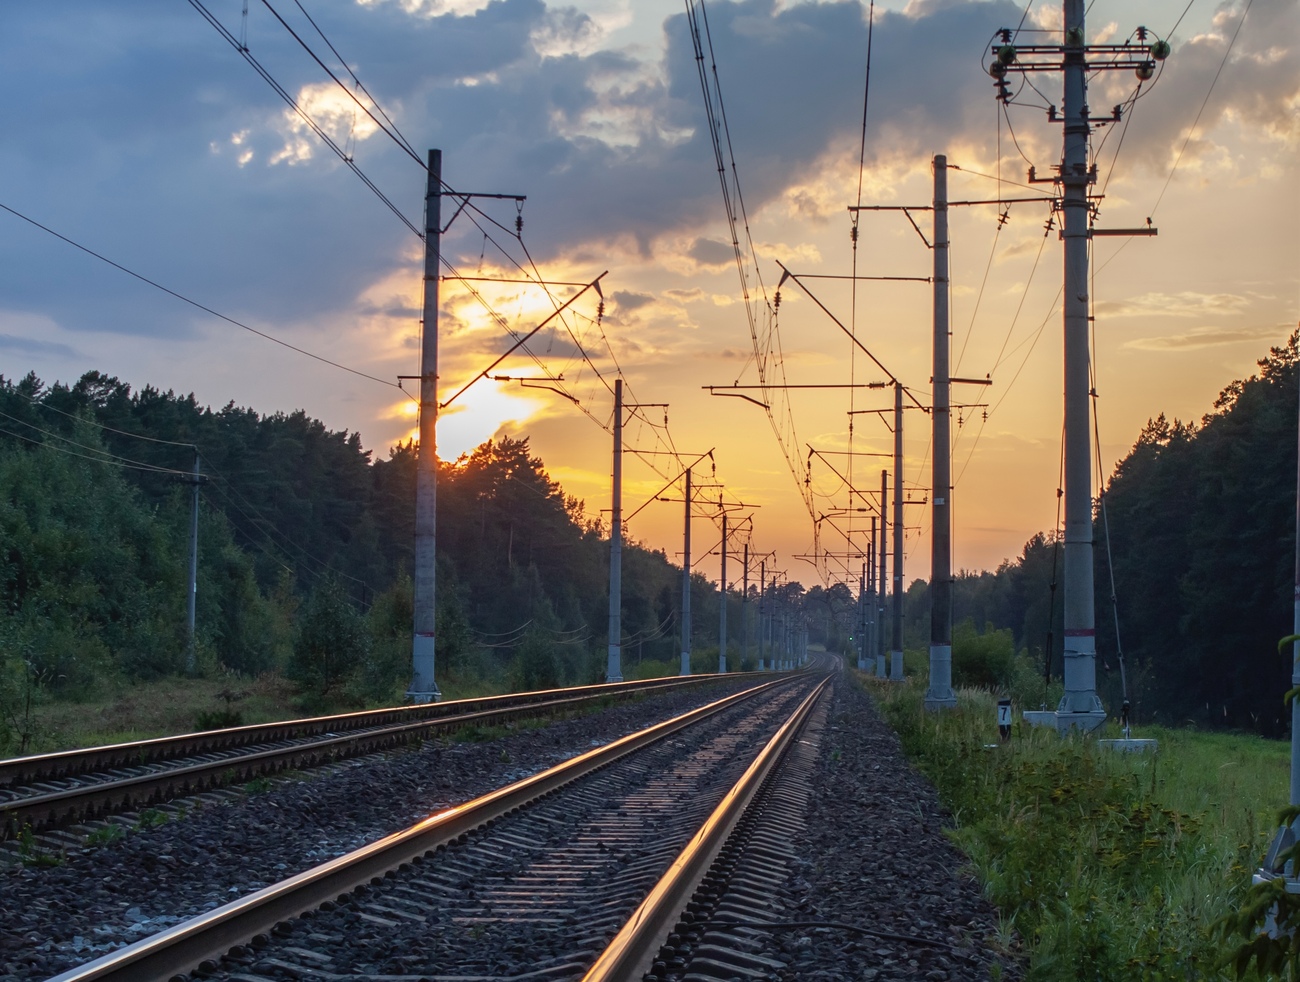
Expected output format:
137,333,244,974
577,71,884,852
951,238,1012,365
0,424,191,476
15,391,198,448
0,410,193,474
1149,0,1253,218
0,200,408,394
187,0,421,238
281,0,423,163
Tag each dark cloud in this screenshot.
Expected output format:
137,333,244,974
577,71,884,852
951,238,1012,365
15,0,1268,351
1124,324,1289,351
612,289,655,310
0,333,81,358
687,237,735,267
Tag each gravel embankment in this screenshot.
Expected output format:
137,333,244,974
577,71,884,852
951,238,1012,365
767,674,1020,981
2,674,1020,982
0,679,756,982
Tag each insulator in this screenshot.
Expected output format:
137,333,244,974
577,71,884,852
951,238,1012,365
850,224,859,243
597,300,605,325
515,215,523,233
1151,38,1171,60
997,44,1017,65
773,290,781,310
999,28,1012,43
1065,26,1084,46
1135,61,1155,81
989,62,1007,79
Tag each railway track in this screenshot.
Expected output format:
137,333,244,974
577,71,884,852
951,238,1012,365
0,675,736,841
44,671,830,982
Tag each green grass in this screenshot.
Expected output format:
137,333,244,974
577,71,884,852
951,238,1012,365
868,674,1285,981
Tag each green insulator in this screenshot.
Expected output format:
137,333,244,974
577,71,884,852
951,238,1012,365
997,44,1018,65
1151,39,1172,60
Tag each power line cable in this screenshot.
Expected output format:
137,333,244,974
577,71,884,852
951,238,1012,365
0,201,407,395
1150,0,1253,218
186,0,421,237
0,410,193,475
0,423,190,475
13,389,198,448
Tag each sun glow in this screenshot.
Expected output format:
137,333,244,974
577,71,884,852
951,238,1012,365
437,380,549,461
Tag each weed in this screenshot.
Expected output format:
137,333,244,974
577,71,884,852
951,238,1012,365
871,677,1282,979
135,808,168,830
244,776,274,795
84,824,126,849
195,708,244,730
454,725,509,744
16,825,63,867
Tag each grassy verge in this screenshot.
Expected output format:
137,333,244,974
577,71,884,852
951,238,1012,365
868,674,1284,981
9,670,531,756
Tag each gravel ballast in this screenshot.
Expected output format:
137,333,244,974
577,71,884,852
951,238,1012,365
0,679,756,981
1,672,1019,981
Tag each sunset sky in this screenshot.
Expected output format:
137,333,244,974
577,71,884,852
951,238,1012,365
1,0,1296,592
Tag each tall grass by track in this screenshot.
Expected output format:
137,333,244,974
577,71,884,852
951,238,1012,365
868,674,1286,981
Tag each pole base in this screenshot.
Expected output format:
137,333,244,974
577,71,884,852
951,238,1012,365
1098,738,1158,753
407,687,442,704
924,690,957,711
1054,710,1107,735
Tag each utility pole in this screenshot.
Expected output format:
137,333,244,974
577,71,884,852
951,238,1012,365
758,559,766,670
877,471,888,677
1293,362,1300,807
742,541,749,670
1056,0,1106,730
926,154,957,710
606,378,624,682
680,467,692,676
891,383,904,680
985,3,1164,732
410,149,443,703
185,451,200,673
852,564,863,671
868,519,877,675
719,509,728,673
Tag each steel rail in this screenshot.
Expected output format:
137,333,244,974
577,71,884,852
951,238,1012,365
44,677,800,982
2,675,774,838
582,674,831,981
2,687,687,836
0,675,724,788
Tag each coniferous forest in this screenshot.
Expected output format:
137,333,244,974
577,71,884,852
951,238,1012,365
1,330,1297,740
0,368,820,743
904,331,1300,735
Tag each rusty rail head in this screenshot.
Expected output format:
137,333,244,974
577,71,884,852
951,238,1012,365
43,678,795,982
0,674,731,788
581,675,831,981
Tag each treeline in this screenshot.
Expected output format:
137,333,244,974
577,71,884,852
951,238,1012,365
905,331,1300,734
0,370,829,726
